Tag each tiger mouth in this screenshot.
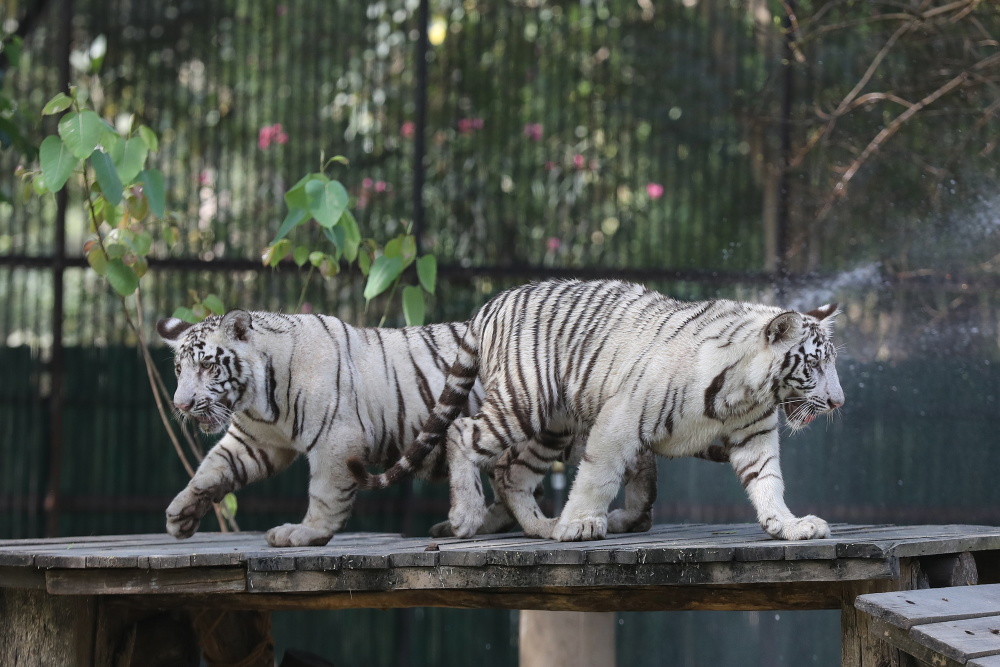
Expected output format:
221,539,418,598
780,397,816,426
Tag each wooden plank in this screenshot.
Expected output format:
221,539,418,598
911,616,1000,662
245,556,896,595
869,618,965,667
856,584,1000,631
0,566,46,590
114,581,850,612
46,567,247,595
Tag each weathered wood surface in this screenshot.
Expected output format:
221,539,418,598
857,583,1000,667
2,524,1000,610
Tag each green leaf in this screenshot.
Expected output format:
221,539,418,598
358,249,371,276
402,285,426,326
203,294,225,315
42,93,73,116
105,258,139,296
172,306,198,323
221,492,238,519
363,256,403,301
262,239,292,267
3,36,22,67
58,110,105,160
38,135,79,192
90,150,123,206
284,173,324,211
339,209,361,262
272,206,309,243
306,178,349,228
131,230,153,256
308,251,325,266
292,245,310,267
85,244,108,275
417,255,437,294
109,135,148,183
137,169,165,217
137,125,159,152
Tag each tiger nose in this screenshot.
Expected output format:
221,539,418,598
174,401,193,412
828,398,844,409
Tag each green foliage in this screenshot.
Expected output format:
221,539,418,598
172,291,227,323
24,88,169,298
0,36,37,166
263,158,438,326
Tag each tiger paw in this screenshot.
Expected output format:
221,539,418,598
607,509,652,534
266,523,334,547
448,502,487,539
765,515,830,540
551,514,607,542
165,487,215,539
428,520,455,538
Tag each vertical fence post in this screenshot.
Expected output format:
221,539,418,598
775,0,796,302
44,0,73,538
411,0,429,254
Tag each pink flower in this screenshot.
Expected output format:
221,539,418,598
544,161,557,171
523,123,543,142
401,121,415,138
276,4,287,16
573,154,585,169
458,117,483,134
646,182,664,200
374,181,388,193
258,123,288,150
362,177,374,190
300,302,312,314
546,237,561,252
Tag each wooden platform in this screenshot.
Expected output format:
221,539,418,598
3,523,1000,666
856,584,1000,667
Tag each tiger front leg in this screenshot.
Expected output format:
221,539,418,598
552,402,638,542
266,439,358,547
167,430,296,539
728,432,829,540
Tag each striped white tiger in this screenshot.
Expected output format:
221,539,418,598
157,309,657,546
349,279,844,542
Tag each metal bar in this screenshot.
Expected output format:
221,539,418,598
411,0,429,254
44,0,74,539
775,0,797,301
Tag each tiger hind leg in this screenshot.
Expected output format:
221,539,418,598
607,446,657,534
492,430,573,538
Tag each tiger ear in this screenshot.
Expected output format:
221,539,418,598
156,318,193,348
765,311,803,346
222,310,252,342
805,303,839,321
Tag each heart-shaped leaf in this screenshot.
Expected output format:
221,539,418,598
58,110,105,160
110,135,148,183
90,149,122,206
306,178,349,228
137,169,165,217
402,285,426,326
416,255,437,294
363,255,403,301
105,258,139,296
42,93,73,116
39,135,79,192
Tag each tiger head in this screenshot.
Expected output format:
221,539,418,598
765,303,845,430
156,310,255,434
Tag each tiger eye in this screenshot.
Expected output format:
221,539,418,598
200,358,213,370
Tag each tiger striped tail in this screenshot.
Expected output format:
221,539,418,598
346,327,481,490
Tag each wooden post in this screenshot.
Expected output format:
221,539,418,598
190,608,275,667
841,554,980,667
0,588,98,667
519,610,616,667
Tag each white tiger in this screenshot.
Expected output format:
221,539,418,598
349,279,844,542
157,309,657,546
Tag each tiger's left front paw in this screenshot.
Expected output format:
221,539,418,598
765,515,830,540
266,523,333,547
